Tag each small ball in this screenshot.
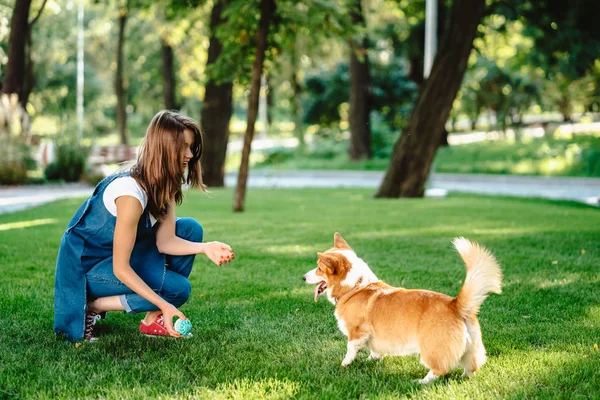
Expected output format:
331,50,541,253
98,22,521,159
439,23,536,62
174,318,193,336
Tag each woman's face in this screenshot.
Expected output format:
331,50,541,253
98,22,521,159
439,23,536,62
182,129,194,169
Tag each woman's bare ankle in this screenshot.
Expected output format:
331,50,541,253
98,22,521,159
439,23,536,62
87,300,100,314
143,311,161,324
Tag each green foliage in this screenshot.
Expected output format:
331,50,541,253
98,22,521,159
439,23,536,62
459,57,541,130
44,141,89,182
515,1,600,80
1,190,599,398
370,111,398,159
209,0,353,86
0,135,35,185
303,59,417,130
435,134,600,177
258,146,297,166
303,63,349,126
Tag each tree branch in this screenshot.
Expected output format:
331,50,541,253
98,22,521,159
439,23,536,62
29,0,49,28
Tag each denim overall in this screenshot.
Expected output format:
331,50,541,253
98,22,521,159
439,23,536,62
54,172,203,342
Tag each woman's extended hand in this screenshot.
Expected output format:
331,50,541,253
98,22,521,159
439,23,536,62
203,241,235,266
161,303,187,337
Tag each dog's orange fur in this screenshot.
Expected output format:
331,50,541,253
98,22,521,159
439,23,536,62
303,233,502,384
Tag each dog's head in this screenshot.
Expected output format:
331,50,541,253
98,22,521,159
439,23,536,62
303,233,378,304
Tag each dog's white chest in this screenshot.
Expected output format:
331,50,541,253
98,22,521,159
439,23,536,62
334,310,349,337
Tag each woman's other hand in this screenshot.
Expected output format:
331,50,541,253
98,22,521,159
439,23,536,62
203,241,235,266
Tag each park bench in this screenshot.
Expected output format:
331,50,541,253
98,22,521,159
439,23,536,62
87,145,138,175
88,145,138,165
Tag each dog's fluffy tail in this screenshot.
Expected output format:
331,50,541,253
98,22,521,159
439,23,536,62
453,237,502,319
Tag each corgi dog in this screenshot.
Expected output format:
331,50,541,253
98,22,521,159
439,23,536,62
303,233,502,384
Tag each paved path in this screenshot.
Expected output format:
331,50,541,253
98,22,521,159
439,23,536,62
0,183,93,215
225,171,599,205
1,172,598,215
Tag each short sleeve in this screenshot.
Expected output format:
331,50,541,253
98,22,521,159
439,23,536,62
102,176,148,217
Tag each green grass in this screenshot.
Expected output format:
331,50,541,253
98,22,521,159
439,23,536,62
251,134,600,177
1,189,599,399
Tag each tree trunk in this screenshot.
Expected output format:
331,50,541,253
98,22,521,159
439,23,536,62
233,0,275,212
3,0,46,139
115,5,128,145
348,0,372,160
290,36,305,151
200,0,233,187
292,69,305,151
266,74,273,127
2,0,32,96
375,0,486,198
20,0,46,109
21,30,35,109
161,38,178,110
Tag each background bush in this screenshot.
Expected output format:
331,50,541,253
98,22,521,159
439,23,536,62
0,136,36,185
44,141,89,182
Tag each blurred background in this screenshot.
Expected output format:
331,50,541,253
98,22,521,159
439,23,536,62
1,0,599,191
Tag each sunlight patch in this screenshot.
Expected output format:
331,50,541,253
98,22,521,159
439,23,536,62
0,218,57,232
352,228,445,239
536,277,577,289
587,305,600,323
471,227,542,235
192,378,299,399
264,244,318,255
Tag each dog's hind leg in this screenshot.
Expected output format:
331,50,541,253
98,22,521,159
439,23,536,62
460,317,486,377
417,317,467,383
367,350,382,361
341,335,369,366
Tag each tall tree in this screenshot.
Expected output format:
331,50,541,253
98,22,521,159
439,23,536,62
199,0,233,187
2,0,32,98
115,1,130,145
2,0,47,137
376,0,486,198
161,38,178,110
233,0,276,212
348,0,372,160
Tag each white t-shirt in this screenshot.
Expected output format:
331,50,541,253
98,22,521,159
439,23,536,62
102,176,158,226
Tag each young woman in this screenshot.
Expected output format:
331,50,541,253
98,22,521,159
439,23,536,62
54,110,234,342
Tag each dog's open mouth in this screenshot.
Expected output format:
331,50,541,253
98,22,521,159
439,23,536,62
314,281,327,302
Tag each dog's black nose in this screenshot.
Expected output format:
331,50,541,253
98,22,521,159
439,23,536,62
302,275,306,281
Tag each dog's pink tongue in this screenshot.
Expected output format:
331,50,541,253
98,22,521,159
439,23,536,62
314,281,325,302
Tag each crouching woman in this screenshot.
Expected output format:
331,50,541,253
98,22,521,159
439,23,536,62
54,110,234,342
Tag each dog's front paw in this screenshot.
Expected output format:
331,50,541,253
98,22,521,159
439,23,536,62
341,358,353,367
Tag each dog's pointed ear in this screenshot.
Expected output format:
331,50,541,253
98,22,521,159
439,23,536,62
334,232,352,250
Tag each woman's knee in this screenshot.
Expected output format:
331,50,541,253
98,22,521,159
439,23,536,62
162,274,192,307
175,217,203,243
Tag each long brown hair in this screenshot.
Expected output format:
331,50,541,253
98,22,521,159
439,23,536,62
130,110,206,220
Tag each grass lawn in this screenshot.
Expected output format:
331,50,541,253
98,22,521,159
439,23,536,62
0,188,599,399
251,134,600,178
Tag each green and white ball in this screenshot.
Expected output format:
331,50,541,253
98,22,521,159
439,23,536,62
174,318,193,336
